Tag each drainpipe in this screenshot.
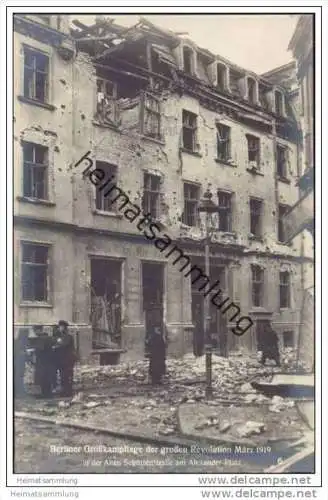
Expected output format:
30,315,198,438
272,117,279,315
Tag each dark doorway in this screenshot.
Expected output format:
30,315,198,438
90,258,122,349
191,265,228,356
142,262,164,354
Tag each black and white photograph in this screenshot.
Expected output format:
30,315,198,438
3,4,323,497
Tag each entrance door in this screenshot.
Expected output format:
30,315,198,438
191,265,228,356
90,258,122,348
142,262,164,354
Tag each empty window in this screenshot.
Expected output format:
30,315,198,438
24,47,49,103
95,162,118,212
217,191,233,232
216,63,227,91
280,271,291,308
183,46,193,74
182,182,200,227
251,265,264,307
247,78,257,104
216,124,231,161
22,142,48,199
283,330,294,347
142,93,161,140
278,204,290,243
96,77,118,125
275,90,284,115
276,144,289,178
182,110,198,152
247,135,260,166
250,198,263,238
143,173,161,219
21,243,49,302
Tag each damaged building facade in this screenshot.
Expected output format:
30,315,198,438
13,14,312,362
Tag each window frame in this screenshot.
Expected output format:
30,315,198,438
20,241,51,304
216,123,231,161
140,92,161,140
182,46,194,75
276,144,289,179
95,76,119,126
274,90,284,116
22,141,49,200
249,197,263,238
94,161,118,213
251,265,264,308
246,134,260,167
247,77,258,105
142,172,161,220
23,45,50,104
182,182,200,227
182,109,198,153
279,270,291,309
278,203,290,243
217,190,233,232
216,63,228,91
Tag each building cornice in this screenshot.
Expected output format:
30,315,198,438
14,215,312,264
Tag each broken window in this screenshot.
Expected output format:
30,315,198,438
24,47,49,103
247,77,257,104
142,173,161,219
280,271,291,308
282,330,294,347
22,141,48,199
217,191,233,232
216,63,228,91
142,93,161,140
183,46,193,75
278,204,290,243
95,162,118,212
182,110,198,152
96,77,119,125
275,90,284,115
21,243,49,302
216,123,231,161
251,265,264,307
250,198,263,238
276,144,289,178
182,182,200,227
246,134,260,167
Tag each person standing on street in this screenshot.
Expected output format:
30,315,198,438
14,328,29,398
148,326,166,386
33,325,56,398
258,320,281,367
53,320,76,397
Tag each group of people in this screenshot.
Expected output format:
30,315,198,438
14,320,76,399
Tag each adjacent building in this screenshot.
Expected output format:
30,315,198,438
13,15,312,362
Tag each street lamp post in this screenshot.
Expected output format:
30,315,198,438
198,188,219,399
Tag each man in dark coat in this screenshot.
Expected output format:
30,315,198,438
53,320,75,397
148,326,166,386
14,328,30,397
258,320,281,367
33,325,56,398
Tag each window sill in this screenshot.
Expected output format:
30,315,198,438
20,302,53,308
246,166,264,176
248,235,264,242
93,209,123,219
17,95,56,111
180,148,202,158
140,134,165,146
17,196,56,207
279,307,291,312
180,223,198,230
92,119,120,131
218,231,237,239
215,158,237,167
277,239,293,247
277,176,291,185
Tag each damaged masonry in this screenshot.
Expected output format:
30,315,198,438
14,14,313,366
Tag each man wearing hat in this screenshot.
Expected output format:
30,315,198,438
53,320,76,397
33,325,56,398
